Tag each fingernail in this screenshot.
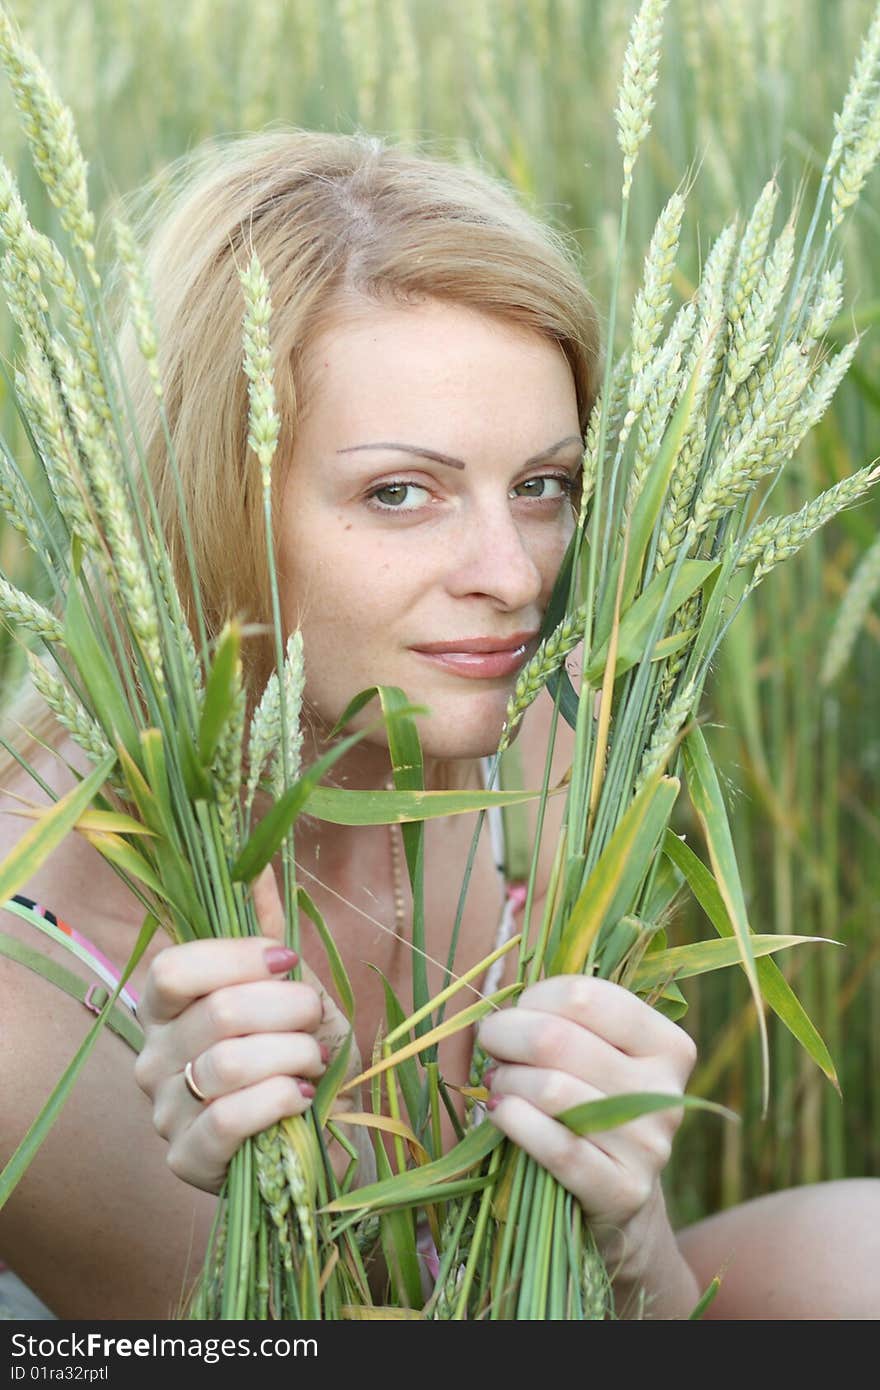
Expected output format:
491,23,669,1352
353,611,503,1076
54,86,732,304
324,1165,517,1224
299,1081,316,1099
264,945,299,974
483,1066,497,1088
486,1093,503,1111
319,1042,330,1064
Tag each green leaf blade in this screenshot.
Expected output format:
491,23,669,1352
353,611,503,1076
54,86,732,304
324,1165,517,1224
198,621,240,766
683,727,769,1108
551,774,679,976
558,1091,737,1137
663,830,840,1088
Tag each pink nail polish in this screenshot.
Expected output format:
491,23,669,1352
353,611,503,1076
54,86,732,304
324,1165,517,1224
319,1042,330,1064
299,1081,316,1099
265,945,299,974
486,1094,503,1111
483,1066,497,1087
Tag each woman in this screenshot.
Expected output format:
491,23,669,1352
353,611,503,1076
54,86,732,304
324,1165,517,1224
1,131,877,1321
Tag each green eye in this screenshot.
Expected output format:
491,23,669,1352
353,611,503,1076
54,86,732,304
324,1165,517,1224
375,484,408,505
367,481,431,511
512,476,573,499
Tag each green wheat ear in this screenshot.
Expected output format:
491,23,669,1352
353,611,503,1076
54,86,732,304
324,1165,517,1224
26,652,114,764
500,606,586,748
739,460,880,592
0,575,63,643
0,5,98,282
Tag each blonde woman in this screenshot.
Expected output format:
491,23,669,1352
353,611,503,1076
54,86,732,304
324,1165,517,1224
1,133,877,1321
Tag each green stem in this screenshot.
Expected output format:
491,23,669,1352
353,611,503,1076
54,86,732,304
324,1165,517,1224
451,1145,504,1319
569,195,631,843
489,1146,528,1320
261,480,300,956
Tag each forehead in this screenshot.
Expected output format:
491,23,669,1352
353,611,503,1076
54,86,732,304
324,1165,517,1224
298,297,579,442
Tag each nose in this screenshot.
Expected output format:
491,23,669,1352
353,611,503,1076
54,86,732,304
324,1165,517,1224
445,497,546,611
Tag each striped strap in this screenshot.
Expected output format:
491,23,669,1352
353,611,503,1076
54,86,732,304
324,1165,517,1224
3,896,140,1015
0,931,143,1053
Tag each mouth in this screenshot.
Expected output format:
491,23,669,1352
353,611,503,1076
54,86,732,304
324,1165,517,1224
409,631,539,680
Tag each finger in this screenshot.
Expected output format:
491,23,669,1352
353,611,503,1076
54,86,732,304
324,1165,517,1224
486,1065,678,1171
252,864,285,942
184,1030,326,1105
478,1006,631,1091
165,1077,317,1194
484,1093,639,1218
297,959,361,1078
139,936,300,1026
154,978,324,1071
513,976,697,1068
487,1063,604,1120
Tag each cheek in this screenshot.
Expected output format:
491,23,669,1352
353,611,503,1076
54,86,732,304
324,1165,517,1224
282,530,400,649
535,516,575,588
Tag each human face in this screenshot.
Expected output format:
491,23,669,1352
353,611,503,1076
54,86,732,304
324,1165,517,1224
278,297,582,769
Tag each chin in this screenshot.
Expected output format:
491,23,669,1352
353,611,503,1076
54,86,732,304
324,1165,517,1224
321,681,519,769
413,701,514,763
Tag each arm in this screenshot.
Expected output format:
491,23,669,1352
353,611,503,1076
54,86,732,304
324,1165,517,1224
676,1179,880,1320
0,940,218,1319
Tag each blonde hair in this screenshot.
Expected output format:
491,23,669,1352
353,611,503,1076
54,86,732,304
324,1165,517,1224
3,129,601,770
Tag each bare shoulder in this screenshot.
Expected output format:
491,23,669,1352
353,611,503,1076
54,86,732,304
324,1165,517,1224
0,937,215,1317
0,731,165,989
1,730,115,904
0,736,210,1317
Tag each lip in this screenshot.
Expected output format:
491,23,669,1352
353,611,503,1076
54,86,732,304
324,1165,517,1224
410,631,539,655
410,631,539,681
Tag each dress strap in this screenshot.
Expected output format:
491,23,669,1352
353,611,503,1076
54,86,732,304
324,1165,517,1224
0,930,143,1052
2,895,140,1015
478,756,529,998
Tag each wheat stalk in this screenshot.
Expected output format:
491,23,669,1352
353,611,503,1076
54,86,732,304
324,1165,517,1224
693,340,812,533
803,260,845,344
113,217,163,401
628,190,686,387
726,179,780,329
239,256,280,487
723,214,796,397
821,530,880,685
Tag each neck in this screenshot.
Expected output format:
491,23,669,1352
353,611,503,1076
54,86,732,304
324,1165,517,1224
298,714,484,795
288,716,484,874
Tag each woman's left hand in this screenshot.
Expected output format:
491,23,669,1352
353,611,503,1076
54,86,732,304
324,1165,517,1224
476,975,697,1245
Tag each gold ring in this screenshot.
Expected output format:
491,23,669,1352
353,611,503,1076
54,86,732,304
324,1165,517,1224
183,1058,209,1103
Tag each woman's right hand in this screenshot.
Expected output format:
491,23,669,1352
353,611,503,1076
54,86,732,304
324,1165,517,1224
134,865,353,1194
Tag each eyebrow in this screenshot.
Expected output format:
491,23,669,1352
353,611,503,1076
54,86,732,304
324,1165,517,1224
336,435,584,471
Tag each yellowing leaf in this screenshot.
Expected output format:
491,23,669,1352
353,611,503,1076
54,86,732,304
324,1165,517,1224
551,774,679,976
0,753,115,903
340,984,522,1095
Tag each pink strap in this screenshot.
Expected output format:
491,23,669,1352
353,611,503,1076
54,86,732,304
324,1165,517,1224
32,904,141,1009
506,882,528,912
